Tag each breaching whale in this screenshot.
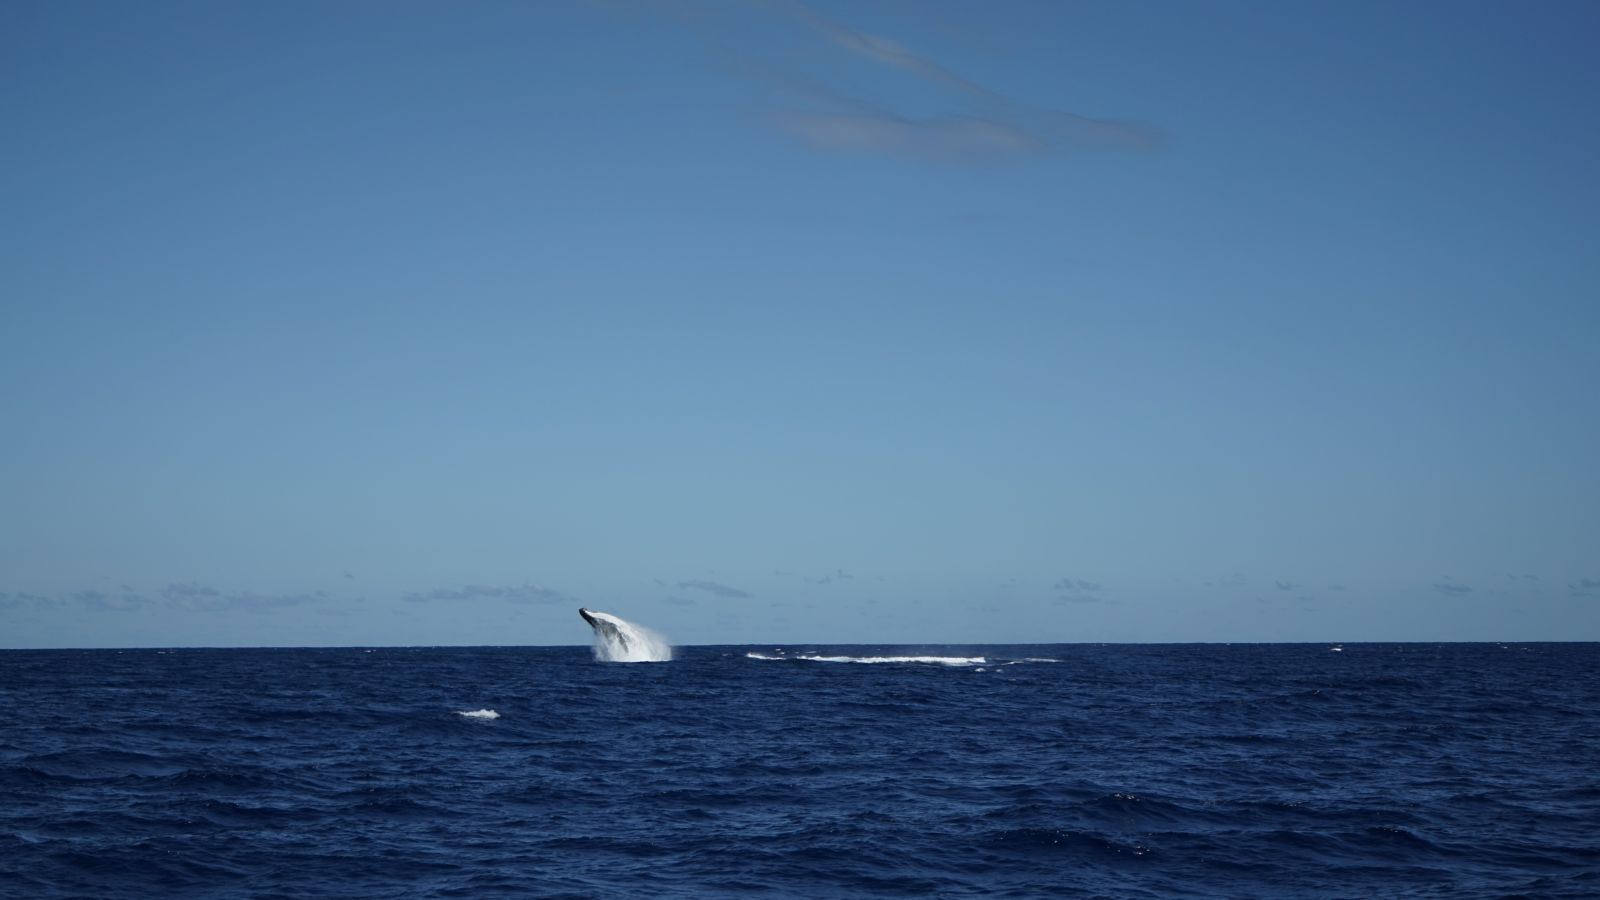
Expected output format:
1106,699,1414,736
579,607,630,652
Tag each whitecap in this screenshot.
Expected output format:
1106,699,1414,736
809,655,988,666
456,709,500,720
749,653,987,666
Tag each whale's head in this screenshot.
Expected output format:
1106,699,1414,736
578,607,629,651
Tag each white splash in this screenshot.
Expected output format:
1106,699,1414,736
746,652,987,666
586,609,673,663
456,709,500,719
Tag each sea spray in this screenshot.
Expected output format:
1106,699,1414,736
582,608,673,662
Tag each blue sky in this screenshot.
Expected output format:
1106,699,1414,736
3,0,1597,647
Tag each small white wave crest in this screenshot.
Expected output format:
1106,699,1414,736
746,652,987,666
456,709,500,719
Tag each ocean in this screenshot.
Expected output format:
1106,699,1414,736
2,641,1596,898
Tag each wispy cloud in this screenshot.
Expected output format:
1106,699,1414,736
1053,578,1103,593
161,582,219,606
6,583,329,613
677,579,752,599
771,110,1042,164
74,590,154,611
1433,583,1474,596
1570,578,1599,597
1275,581,1297,592
401,583,572,605
0,591,58,611
774,568,854,585
1202,572,1249,589
782,2,992,98
1053,577,1111,605
777,1,1157,159
160,582,323,612
1054,593,1113,605
639,0,1157,164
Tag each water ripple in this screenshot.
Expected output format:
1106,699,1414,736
1,643,1597,897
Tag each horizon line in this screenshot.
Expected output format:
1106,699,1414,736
2,639,1592,652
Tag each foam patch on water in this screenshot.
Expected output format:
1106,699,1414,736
747,652,987,666
749,652,1067,667
456,709,500,719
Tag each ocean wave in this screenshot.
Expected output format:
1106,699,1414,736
19,748,189,781
4,642,1594,898
982,827,1155,859
746,652,987,666
746,652,1065,666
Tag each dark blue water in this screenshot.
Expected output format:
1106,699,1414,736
2,643,1597,898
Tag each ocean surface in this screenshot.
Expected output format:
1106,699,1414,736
2,642,1597,898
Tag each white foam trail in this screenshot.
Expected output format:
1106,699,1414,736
457,709,500,719
587,610,673,662
746,652,987,666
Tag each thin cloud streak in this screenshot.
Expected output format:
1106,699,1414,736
24,583,332,613
160,583,325,612
643,0,1158,164
677,579,752,599
772,110,1043,163
773,0,1159,153
1053,577,1110,605
401,584,572,606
